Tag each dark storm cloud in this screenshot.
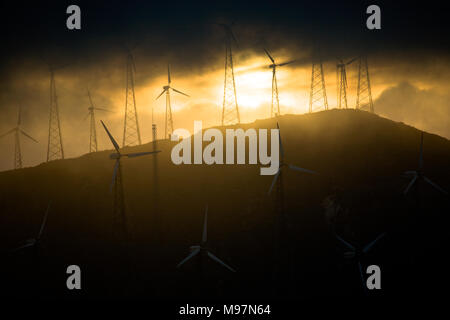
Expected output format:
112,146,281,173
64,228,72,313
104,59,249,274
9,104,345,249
1,1,449,76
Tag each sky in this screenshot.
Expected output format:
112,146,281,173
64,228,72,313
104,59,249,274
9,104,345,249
0,1,449,171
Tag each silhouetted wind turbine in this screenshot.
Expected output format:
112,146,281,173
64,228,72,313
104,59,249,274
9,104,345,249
156,64,189,139
335,232,385,294
101,120,160,239
268,123,318,196
11,203,51,253
404,132,448,195
263,48,296,118
0,106,38,169
177,205,236,272
85,89,113,153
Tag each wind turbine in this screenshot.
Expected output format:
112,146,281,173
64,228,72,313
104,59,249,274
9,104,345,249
336,57,357,109
0,106,38,169
101,120,161,239
268,123,318,198
156,64,189,140
85,89,113,153
11,203,51,253
177,205,236,272
267,123,317,293
335,232,386,294
263,48,296,118
404,132,448,195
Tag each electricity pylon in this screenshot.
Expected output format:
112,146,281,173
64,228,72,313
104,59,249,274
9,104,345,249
356,56,374,113
47,68,64,161
336,58,357,109
217,23,240,126
86,89,112,153
309,61,328,113
156,65,189,139
122,50,142,147
0,106,38,169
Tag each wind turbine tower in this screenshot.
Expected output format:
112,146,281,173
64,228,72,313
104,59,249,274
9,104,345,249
336,58,357,109
86,89,112,153
47,67,65,161
122,50,142,147
263,49,295,117
156,65,189,139
218,23,240,126
101,121,160,240
309,61,328,113
356,56,374,113
0,106,38,169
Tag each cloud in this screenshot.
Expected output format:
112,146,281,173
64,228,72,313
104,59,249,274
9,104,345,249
375,82,450,139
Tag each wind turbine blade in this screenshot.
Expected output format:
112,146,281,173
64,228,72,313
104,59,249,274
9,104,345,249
277,60,296,67
38,203,51,239
228,28,238,45
346,57,358,65
0,128,15,139
207,251,236,272
263,48,275,63
100,120,120,152
202,205,208,243
84,112,91,121
156,89,166,100
277,123,284,159
358,261,367,293
404,174,418,195
17,106,22,126
268,169,281,195
124,150,161,158
177,248,200,268
110,160,119,192
335,234,356,251
10,240,36,253
94,107,114,113
423,176,448,195
171,88,190,97
419,132,424,170
168,64,171,84
20,130,38,143
87,89,94,107
288,164,317,175
363,233,386,253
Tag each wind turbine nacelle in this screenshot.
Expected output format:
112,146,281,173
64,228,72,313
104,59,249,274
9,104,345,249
109,153,120,160
163,85,170,90
189,245,200,252
344,251,356,259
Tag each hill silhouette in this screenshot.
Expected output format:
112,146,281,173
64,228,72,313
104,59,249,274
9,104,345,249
0,109,449,300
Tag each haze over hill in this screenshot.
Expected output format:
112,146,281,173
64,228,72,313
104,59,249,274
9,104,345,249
1,109,449,299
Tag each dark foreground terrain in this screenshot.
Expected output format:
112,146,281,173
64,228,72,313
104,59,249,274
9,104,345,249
1,109,449,301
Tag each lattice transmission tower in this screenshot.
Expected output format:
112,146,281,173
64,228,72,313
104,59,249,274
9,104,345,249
122,51,142,147
336,58,357,109
356,56,374,113
217,23,240,126
309,62,328,113
47,68,65,161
